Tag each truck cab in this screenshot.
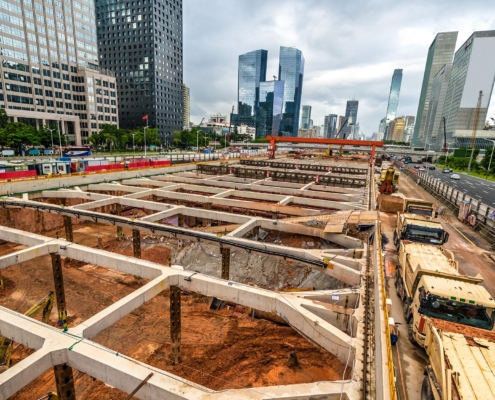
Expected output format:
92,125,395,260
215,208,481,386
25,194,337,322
394,213,448,247
406,275,495,347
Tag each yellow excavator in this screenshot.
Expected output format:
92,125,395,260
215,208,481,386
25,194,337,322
0,291,54,371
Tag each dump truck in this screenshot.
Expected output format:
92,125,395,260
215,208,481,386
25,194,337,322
403,198,436,218
394,213,448,247
395,241,495,348
421,317,495,400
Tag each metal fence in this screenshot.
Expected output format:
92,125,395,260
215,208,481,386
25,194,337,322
400,167,495,247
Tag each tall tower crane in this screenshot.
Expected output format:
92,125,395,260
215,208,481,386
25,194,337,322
468,90,483,172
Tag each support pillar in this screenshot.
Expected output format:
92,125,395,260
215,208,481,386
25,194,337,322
51,254,68,331
178,214,184,228
202,203,211,226
63,216,73,242
132,229,141,259
54,363,76,400
221,247,230,280
170,286,181,364
115,203,123,240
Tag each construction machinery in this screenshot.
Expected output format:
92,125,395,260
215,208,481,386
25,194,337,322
394,241,495,348
379,167,399,194
324,118,348,157
0,291,54,370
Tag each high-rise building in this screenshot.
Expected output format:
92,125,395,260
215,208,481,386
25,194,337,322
385,69,403,123
279,46,304,136
182,83,190,129
257,80,284,138
411,32,458,148
422,64,451,149
440,31,495,148
388,117,406,142
337,115,346,137
300,105,311,129
237,49,268,132
96,0,183,143
324,114,338,138
404,116,415,143
343,100,359,137
0,0,119,145
377,118,387,141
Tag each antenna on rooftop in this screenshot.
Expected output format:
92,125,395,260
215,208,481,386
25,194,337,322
273,75,277,81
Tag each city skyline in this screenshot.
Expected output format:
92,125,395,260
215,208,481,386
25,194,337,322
184,0,495,138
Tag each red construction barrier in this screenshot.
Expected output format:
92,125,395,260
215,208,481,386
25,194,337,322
128,161,151,169
86,164,124,172
150,160,171,167
0,170,37,180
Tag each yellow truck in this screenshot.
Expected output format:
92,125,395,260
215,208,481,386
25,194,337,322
395,241,495,348
403,198,436,218
394,213,449,248
421,317,495,399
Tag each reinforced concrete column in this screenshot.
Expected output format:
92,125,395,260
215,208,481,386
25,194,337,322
51,254,68,331
63,216,73,242
54,363,76,400
178,214,184,227
132,229,141,258
170,286,181,364
202,202,211,226
221,247,230,280
115,203,123,240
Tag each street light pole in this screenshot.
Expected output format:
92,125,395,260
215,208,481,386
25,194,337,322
47,127,55,150
144,116,148,157
486,139,495,178
131,133,136,152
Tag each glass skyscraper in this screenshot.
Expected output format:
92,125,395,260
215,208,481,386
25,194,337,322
279,46,304,136
344,100,359,138
237,49,267,131
96,0,183,143
385,69,403,123
440,31,495,148
300,105,311,129
257,81,284,138
411,32,458,148
324,114,338,138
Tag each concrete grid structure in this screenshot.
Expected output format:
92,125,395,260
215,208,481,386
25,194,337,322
0,155,397,399
96,0,183,142
0,0,119,145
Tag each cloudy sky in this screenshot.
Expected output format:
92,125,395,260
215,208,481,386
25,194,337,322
183,0,495,137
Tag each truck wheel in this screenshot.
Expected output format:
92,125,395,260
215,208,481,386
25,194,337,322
396,279,401,296
421,377,434,400
393,231,398,246
403,300,409,318
408,323,416,345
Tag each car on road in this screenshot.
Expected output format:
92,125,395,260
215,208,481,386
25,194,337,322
443,168,452,173
418,167,426,171
428,166,435,170
450,174,460,180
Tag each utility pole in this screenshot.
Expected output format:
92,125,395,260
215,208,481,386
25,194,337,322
468,91,483,172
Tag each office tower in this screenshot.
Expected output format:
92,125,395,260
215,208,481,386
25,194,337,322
182,83,190,129
422,65,451,150
279,46,304,136
441,31,495,148
237,49,268,132
337,115,346,136
0,0,118,145
412,32,458,148
377,118,387,140
324,114,338,138
354,122,360,140
385,69,403,123
388,117,406,142
403,116,415,143
300,105,311,129
309,119,313,127
344,100,359,137
257,81,284,138
96,0,183,142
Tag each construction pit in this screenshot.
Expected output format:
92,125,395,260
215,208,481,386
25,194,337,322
0,157,381,400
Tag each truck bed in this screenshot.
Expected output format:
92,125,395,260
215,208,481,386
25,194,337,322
403,243,456,275
441,331,495,399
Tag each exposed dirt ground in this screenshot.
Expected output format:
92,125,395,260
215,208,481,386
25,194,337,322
1,222,349,398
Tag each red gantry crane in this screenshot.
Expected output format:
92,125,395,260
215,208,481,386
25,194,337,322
266,136,384,166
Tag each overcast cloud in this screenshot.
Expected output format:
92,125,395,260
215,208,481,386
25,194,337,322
183,0,495,137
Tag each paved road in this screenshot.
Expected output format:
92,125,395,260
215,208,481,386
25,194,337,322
407,164,495,208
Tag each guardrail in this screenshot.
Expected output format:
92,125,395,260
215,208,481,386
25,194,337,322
400,166,495,247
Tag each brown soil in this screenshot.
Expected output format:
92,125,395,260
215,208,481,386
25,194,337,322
93,291,350,391
431,318,495,342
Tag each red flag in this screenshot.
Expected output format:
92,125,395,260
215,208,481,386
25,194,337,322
142,115,148,120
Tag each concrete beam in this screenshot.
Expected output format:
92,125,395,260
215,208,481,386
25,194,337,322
0,243,57,270
0,225,48,247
